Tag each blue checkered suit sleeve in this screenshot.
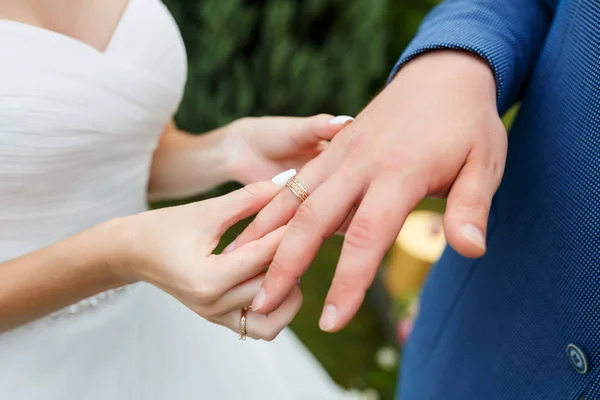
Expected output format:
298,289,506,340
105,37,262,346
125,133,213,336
390,0,559,113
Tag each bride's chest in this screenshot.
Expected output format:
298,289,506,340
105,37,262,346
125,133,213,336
0,0,130,53
0,0,187,192
0,0,187,167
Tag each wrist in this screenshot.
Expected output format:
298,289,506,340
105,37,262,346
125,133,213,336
148,127,234,201
46,219,131,294
200,126,235,185
393,50,497,107
92,217,141,284
183,125,237,186
218,118,254,184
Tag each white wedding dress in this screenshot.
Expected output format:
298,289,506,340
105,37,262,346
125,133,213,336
0,1,359,399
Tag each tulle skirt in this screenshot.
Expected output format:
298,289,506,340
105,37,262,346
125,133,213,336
0,283,357,400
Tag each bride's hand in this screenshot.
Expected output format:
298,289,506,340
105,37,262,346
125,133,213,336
223,114,354,185
109,176,300,341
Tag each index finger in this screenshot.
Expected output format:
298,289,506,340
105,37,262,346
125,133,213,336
286,114,354,147
214,226,286,290
207,180,284,238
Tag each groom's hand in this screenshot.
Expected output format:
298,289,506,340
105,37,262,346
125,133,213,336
233,50,508,332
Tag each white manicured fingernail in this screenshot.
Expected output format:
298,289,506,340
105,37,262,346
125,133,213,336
319,305,337,332
271,169,297,186
460,224,486,250
329,115,354,125
252,288,266,311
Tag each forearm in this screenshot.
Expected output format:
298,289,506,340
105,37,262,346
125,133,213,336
0,221,126,332
147,124,233,201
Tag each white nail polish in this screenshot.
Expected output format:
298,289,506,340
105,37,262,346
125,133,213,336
329,115,355,125
271,169,297,186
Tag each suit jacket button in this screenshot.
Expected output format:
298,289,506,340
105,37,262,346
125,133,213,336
567,344,588,374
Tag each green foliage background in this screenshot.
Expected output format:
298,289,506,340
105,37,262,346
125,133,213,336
157,1,463,399
163,0,441,132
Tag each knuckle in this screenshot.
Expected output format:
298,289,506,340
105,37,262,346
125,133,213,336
346,135,365,154
287,124,305,148
484,158,506,183
199,305,218,319
344,216,378,250
477,152,498,173
290,287,304,309
235,116,255,130
268,259,296,280
491,159,503,176
260,327,280,342
312,113,334,127
246,329,261,341
376,155,410,174
331,277,368,296
291,202,318,229
251,324,267,340
199,302,224,319
457,201,490,219
242,220,262,240
330,277,352,293
315,113,332,120
256,290,303,341
241,182,264,200
203,314,219,325
189,279,221,304
491,119,508,137
229,254,246,271
374,150,420,176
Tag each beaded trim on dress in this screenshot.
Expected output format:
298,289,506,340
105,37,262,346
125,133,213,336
45,285,135,322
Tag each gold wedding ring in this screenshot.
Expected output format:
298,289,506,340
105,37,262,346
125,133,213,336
239,307,248,341
285,177,309,202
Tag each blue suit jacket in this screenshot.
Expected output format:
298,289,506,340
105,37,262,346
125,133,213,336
392,1,600,399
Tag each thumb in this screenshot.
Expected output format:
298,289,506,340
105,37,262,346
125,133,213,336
288,114,354,147
443,157,499,259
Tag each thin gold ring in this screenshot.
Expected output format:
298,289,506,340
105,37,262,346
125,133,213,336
239,307,248,341
285,177,309,202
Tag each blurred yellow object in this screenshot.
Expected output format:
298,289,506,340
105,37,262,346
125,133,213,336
384,210,446,297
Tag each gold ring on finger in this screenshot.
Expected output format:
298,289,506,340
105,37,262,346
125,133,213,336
285,177,309,202
239,307,248,341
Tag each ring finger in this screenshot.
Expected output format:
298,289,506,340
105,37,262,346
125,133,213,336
230,135,350,250
202,273,265,316
216,285,303,341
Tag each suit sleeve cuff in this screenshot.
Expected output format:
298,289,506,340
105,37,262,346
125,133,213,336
388,23,519,113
